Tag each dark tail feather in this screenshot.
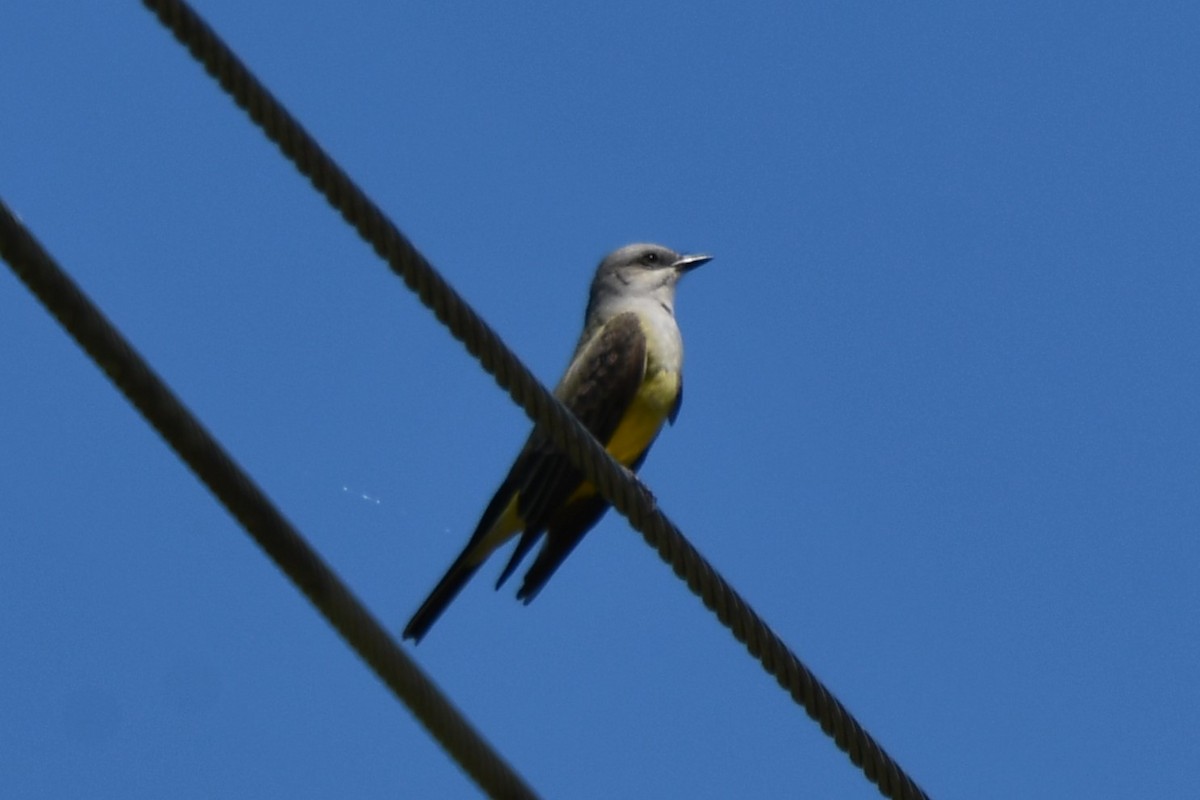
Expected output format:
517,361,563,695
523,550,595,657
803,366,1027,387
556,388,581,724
495,529,543,590
516,496,612,604
516,524,596,605
403,555,483,643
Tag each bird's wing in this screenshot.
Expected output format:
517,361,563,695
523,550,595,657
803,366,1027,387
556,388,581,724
493,311,648,589
403,312,647,641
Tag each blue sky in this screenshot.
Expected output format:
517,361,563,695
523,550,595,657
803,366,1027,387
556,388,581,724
3,2,1198,797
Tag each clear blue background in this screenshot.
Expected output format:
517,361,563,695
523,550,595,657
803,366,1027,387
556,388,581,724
3,3,1197,797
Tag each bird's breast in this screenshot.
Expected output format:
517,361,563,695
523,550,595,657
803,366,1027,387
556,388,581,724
639,304,685,376
603,310,683,466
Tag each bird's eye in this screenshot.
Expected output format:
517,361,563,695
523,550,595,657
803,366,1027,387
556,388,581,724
641,252,659,265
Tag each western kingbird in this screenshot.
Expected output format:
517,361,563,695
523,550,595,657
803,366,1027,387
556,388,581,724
403,243,710,642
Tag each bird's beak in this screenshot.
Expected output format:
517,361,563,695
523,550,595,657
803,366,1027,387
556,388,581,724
673,253,713,273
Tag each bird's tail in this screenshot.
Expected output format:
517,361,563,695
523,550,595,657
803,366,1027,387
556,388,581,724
403,553,483,643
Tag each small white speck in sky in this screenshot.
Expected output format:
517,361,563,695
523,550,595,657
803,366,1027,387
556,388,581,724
341,485,382,505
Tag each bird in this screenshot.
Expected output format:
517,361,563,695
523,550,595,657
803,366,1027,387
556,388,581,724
403,243,711,642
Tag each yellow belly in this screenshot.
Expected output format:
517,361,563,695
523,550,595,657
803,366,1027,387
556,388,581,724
606,367,679,465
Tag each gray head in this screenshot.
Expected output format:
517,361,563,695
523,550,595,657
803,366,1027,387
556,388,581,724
585,243,711,321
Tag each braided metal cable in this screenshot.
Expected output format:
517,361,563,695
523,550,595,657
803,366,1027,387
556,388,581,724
0,199,540,800
137,3,932,797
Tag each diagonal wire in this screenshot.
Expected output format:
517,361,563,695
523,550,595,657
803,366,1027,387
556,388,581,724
138,2,930,797
0,199,540,800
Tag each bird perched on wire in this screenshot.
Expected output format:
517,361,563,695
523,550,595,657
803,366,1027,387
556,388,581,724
403,243,711,642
